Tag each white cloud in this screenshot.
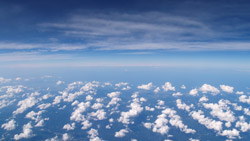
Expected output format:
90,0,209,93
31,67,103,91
14,122,33,140
176,99,194,112
56,80,65,85
63,123,76,131
235,116,250,132
0,77,11,83
37,103,51,110
115,129,129,138
91,103,103,110
87,128,102,141
89,109,107,120
189,88,198,96
118,100,143,124
219,129,240,139
220,85,234,93
181,85,186,89
154,87,160,93
199,96,208,102
138,82,153,90
62,133,70,141
172,92,183,96
115,82,128,87
202,100,235,122
239,95,250,104
81,120,92,130
190,110,223,131
70,102,90,122
35,119,44,127
1,119,16,131
199,84,220,95
162,82,175,92
236,91,244,95
107,91,121,98
13,97,37,115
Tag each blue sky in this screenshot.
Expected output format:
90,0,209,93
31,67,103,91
0,0,250,69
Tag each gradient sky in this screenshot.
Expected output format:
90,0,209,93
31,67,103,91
0,0,250,69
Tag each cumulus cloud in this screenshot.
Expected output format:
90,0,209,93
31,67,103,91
63,123,76,131
14,122,34,140
138,82,153,90
1,119,16,131
189,88,198,96
199,96,208,102
115,129,129,138
202,100,235,122
219,129,240,139
199,84,220,95
87,128,102,141
0,77,11,83
190,110,223,131
56,80,65,85
236,91,244,95
154,87,160,93
118,99,143,124
70,102,90,122
162,82,175,92
220,85,234,93
13,97,37,115
176,99,194,112
239,95,250,104
172,92,183,96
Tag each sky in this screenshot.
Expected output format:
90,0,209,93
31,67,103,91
0,0,250,69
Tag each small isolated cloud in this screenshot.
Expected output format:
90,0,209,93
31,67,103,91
236,91,244,95
219,129,240,139
154,87,160,93
199,84,220,95
87,128,102,141
115,129,129,138
239,95,250,104
1,119,16,131
189,88,198,96
0,77,11,83
14,122,33,140
162,82,175,92
56,80,65,85
181,85,186,89
220,85,234,93
138,82,153,90
172,92,183,96
199,96,208,102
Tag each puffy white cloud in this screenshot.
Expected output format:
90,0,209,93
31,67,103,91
35,119,44,127
157,100,165,106
145,106,155,111
176,99,193,112
190,110,223,131
14,122,33,140
219,129,240,139
0,77,11,83
154,87,160,93
13,97,37,115
63,123,75,131
91,103,103,110
239,95,250,104
138,82,153,90
107,97,121,108
189,89,198,96
220,85,234,93
199,84,220,95
118,101,143,124
225,122,231,128
243,108,250,116
70,102,90,122
181,85,186,89
115,82,128,87
107,91,120,98
37,103,51,110
25,110,44,122
115,129,129,138
172,92,183,96
62,133,70,141
235,116,250,132
89,109,107,120
81,120,92,130
86,95,93,101
199,96,208,102
87,128,102,141
56,80,65,85
144,122,153,129
236,91,244,95
162,108,196,134
162,82,175,92
1,119,16,131
203,100,235,122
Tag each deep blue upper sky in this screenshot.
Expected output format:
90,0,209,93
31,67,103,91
0,0,250,69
